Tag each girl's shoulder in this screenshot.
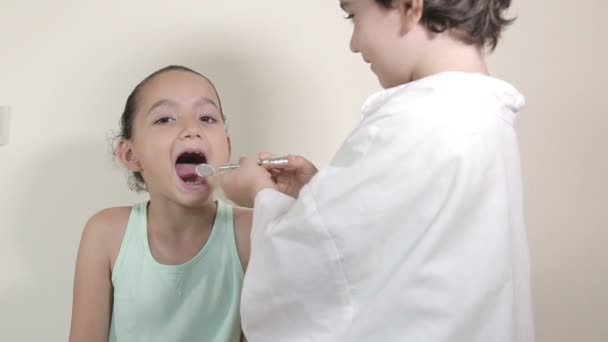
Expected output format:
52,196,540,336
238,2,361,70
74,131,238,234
80,206,133,271
231,205,252,270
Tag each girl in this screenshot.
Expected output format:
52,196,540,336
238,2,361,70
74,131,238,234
69,65,251,342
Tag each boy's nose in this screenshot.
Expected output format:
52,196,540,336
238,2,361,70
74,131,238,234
350,34,359,53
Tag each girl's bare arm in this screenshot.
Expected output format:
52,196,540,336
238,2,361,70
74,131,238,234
69,208,129,342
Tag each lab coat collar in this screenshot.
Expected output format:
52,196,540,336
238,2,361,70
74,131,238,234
360,72,525,124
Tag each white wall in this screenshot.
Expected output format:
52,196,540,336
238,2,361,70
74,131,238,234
489,1,608,341
0,1,606,341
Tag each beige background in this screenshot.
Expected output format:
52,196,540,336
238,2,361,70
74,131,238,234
0,0,606,341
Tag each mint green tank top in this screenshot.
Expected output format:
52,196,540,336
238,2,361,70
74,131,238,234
109,200,244,342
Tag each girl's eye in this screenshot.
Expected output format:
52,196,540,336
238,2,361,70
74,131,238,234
200,115,217,124
154,116,174,125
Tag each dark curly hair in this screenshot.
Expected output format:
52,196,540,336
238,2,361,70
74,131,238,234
116,65,225,192
375,0,514,51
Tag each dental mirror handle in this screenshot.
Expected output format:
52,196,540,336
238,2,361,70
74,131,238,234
218,156,289,172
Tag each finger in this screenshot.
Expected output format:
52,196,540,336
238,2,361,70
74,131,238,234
269,168,283,176
287,155,318,174
258,151,275,161
275,181,287,193
238,155,258,168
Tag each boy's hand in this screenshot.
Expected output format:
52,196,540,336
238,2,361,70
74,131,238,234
220,156,274,208
259,152,318,198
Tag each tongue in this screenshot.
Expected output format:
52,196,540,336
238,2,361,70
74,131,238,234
175,164,199,182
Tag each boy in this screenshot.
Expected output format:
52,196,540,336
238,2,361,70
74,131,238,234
222,1,535,341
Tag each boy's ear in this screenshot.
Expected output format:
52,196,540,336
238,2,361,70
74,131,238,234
116,139,143,172
398,0,424,34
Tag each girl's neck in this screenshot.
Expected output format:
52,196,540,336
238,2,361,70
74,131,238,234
146,195,218,236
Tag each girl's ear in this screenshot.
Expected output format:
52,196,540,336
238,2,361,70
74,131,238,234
116,139,142,172
398,0,424,34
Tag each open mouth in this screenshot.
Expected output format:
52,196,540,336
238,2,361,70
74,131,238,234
175,151,207,186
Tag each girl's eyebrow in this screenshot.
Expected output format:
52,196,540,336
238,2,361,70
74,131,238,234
147,99,177,114
146,97,219,115
194,97,219,109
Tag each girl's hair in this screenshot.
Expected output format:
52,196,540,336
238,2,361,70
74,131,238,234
374,0,514,51
116,65,225,192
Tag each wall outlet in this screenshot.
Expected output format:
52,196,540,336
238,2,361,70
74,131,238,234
0,106,11,145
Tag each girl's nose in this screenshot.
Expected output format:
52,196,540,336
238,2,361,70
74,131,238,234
182,128,202,139
181,120,203,139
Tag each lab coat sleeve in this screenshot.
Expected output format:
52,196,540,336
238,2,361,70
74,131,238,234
242,185,355,341
252,188,296,227
241,112,532,342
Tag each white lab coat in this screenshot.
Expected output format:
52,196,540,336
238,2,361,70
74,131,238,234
241,72,535,342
